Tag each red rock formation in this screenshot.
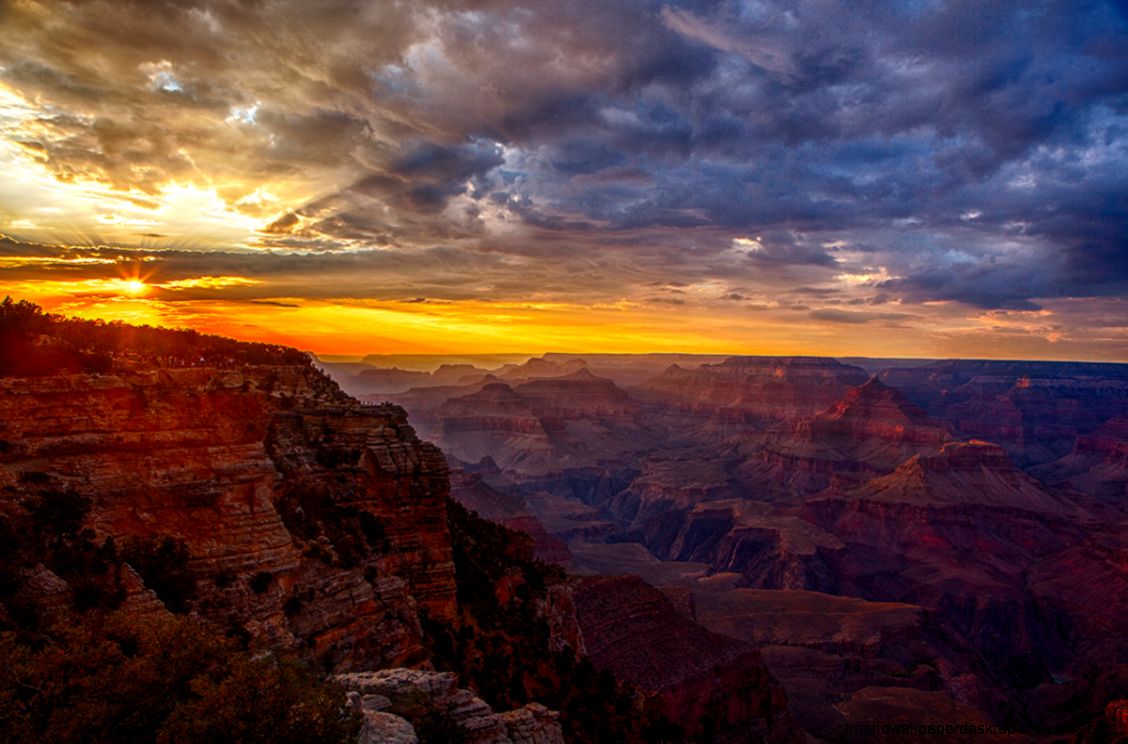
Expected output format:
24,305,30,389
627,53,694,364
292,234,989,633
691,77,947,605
667,500,843,590
689,588,997,740
539,352,731,387
495,357,590,382
737,377,951,499
318,361,493,397
879,360,1128,465
513,368,637,416
828,440,1070,513
634,356,869,424
1106,700,1128,740
604,452,748,550
431,383,561,472
425,374,653,475
812,376,949,449
1033,414,1128,500
1026,532,1128,662
449,469,572,564
0,360,455,670
796,441,1128,719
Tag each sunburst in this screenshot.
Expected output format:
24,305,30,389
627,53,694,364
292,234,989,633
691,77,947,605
121,278,148,296
114,262,155,297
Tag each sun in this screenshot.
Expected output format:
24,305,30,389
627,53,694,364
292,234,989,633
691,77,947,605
111,262,154,297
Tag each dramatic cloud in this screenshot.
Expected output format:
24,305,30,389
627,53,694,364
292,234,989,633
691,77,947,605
1,0,1126,358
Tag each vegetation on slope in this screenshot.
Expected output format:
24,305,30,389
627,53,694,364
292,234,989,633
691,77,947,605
0,612,358,744
0,483,358,743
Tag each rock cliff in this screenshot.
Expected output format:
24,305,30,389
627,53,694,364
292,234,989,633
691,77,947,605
1033,414,1128,500
0,357,455,670
736,377,952,499
425,373,654,474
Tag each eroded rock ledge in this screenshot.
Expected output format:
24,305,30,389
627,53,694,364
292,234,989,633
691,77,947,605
336,669,564,744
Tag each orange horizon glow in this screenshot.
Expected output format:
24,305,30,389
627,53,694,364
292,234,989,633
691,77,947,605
5,285,1126,364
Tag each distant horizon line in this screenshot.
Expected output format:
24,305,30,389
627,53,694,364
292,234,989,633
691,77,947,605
312,351,1128,366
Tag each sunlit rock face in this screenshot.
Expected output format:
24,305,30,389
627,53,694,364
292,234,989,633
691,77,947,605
0,358,456,670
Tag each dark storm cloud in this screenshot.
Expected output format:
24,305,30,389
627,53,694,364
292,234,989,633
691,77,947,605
1,0,1126,316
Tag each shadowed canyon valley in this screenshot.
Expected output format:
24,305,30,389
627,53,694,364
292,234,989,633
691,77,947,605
322,350,1128,742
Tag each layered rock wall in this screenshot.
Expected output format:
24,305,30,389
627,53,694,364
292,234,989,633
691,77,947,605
0,361,456,670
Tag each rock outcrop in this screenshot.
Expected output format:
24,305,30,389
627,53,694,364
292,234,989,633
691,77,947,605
431,383,562,472
450,469,572,564
495,357,590,382
1032,414,1128,500
824,440,1071,513
689,588,990,740
425,373,653,475
337,668,564,744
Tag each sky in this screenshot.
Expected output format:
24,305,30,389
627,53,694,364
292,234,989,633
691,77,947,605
0,0,1126,359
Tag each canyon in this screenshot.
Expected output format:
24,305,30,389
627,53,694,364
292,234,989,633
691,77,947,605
3,301,1127,742
324,351,1128,742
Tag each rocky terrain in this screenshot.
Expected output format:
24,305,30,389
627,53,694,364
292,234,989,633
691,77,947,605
336,668,563,744
414,370,657,475
0,302,802,743
878,360,1128,466
0,352,454,671
8,299,1124,742
633,356,870,426
341,350,1128,742
1033,414,1128,502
